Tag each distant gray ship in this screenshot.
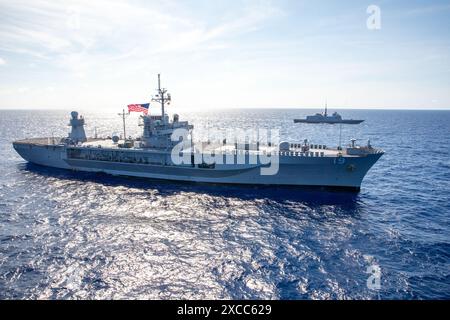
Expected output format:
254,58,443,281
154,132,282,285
13,75,383,191
294,105,364,124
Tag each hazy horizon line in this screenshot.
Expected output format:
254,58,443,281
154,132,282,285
1,106,449,112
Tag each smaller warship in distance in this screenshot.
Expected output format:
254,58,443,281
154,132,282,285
294,104,364,124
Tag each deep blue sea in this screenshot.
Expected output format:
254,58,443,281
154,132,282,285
0,109,449,299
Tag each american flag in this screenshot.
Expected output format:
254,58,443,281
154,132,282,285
128,103,150,115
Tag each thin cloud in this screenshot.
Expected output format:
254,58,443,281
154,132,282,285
0,0,282,76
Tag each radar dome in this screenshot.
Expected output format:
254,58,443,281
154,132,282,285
112,135,120,143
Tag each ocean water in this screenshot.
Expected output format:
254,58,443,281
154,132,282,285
0,108,449,299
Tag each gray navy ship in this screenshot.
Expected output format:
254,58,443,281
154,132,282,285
13,75,383,191
294,104,364,124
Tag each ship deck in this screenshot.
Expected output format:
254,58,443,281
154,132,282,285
13,137,381,158
81,140,348,157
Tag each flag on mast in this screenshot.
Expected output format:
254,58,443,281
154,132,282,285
128,103,150,115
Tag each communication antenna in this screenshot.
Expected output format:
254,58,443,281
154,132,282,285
118,109,129,141
151,74,171,123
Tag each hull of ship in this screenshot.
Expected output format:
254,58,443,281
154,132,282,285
13,142,382,190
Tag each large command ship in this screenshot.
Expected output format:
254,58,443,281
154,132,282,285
13,75,383,191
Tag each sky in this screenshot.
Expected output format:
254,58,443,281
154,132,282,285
0,0,449,110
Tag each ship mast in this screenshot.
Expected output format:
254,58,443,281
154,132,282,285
151,74,171,123
118,109,129,141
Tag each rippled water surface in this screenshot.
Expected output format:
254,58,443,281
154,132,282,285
0,109,449,299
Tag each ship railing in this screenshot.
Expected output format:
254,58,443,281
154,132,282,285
277,151,325,157
70,148,330,166
290,143,327,150
72,145,328,162
180,150,326,158
15,137,63,146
